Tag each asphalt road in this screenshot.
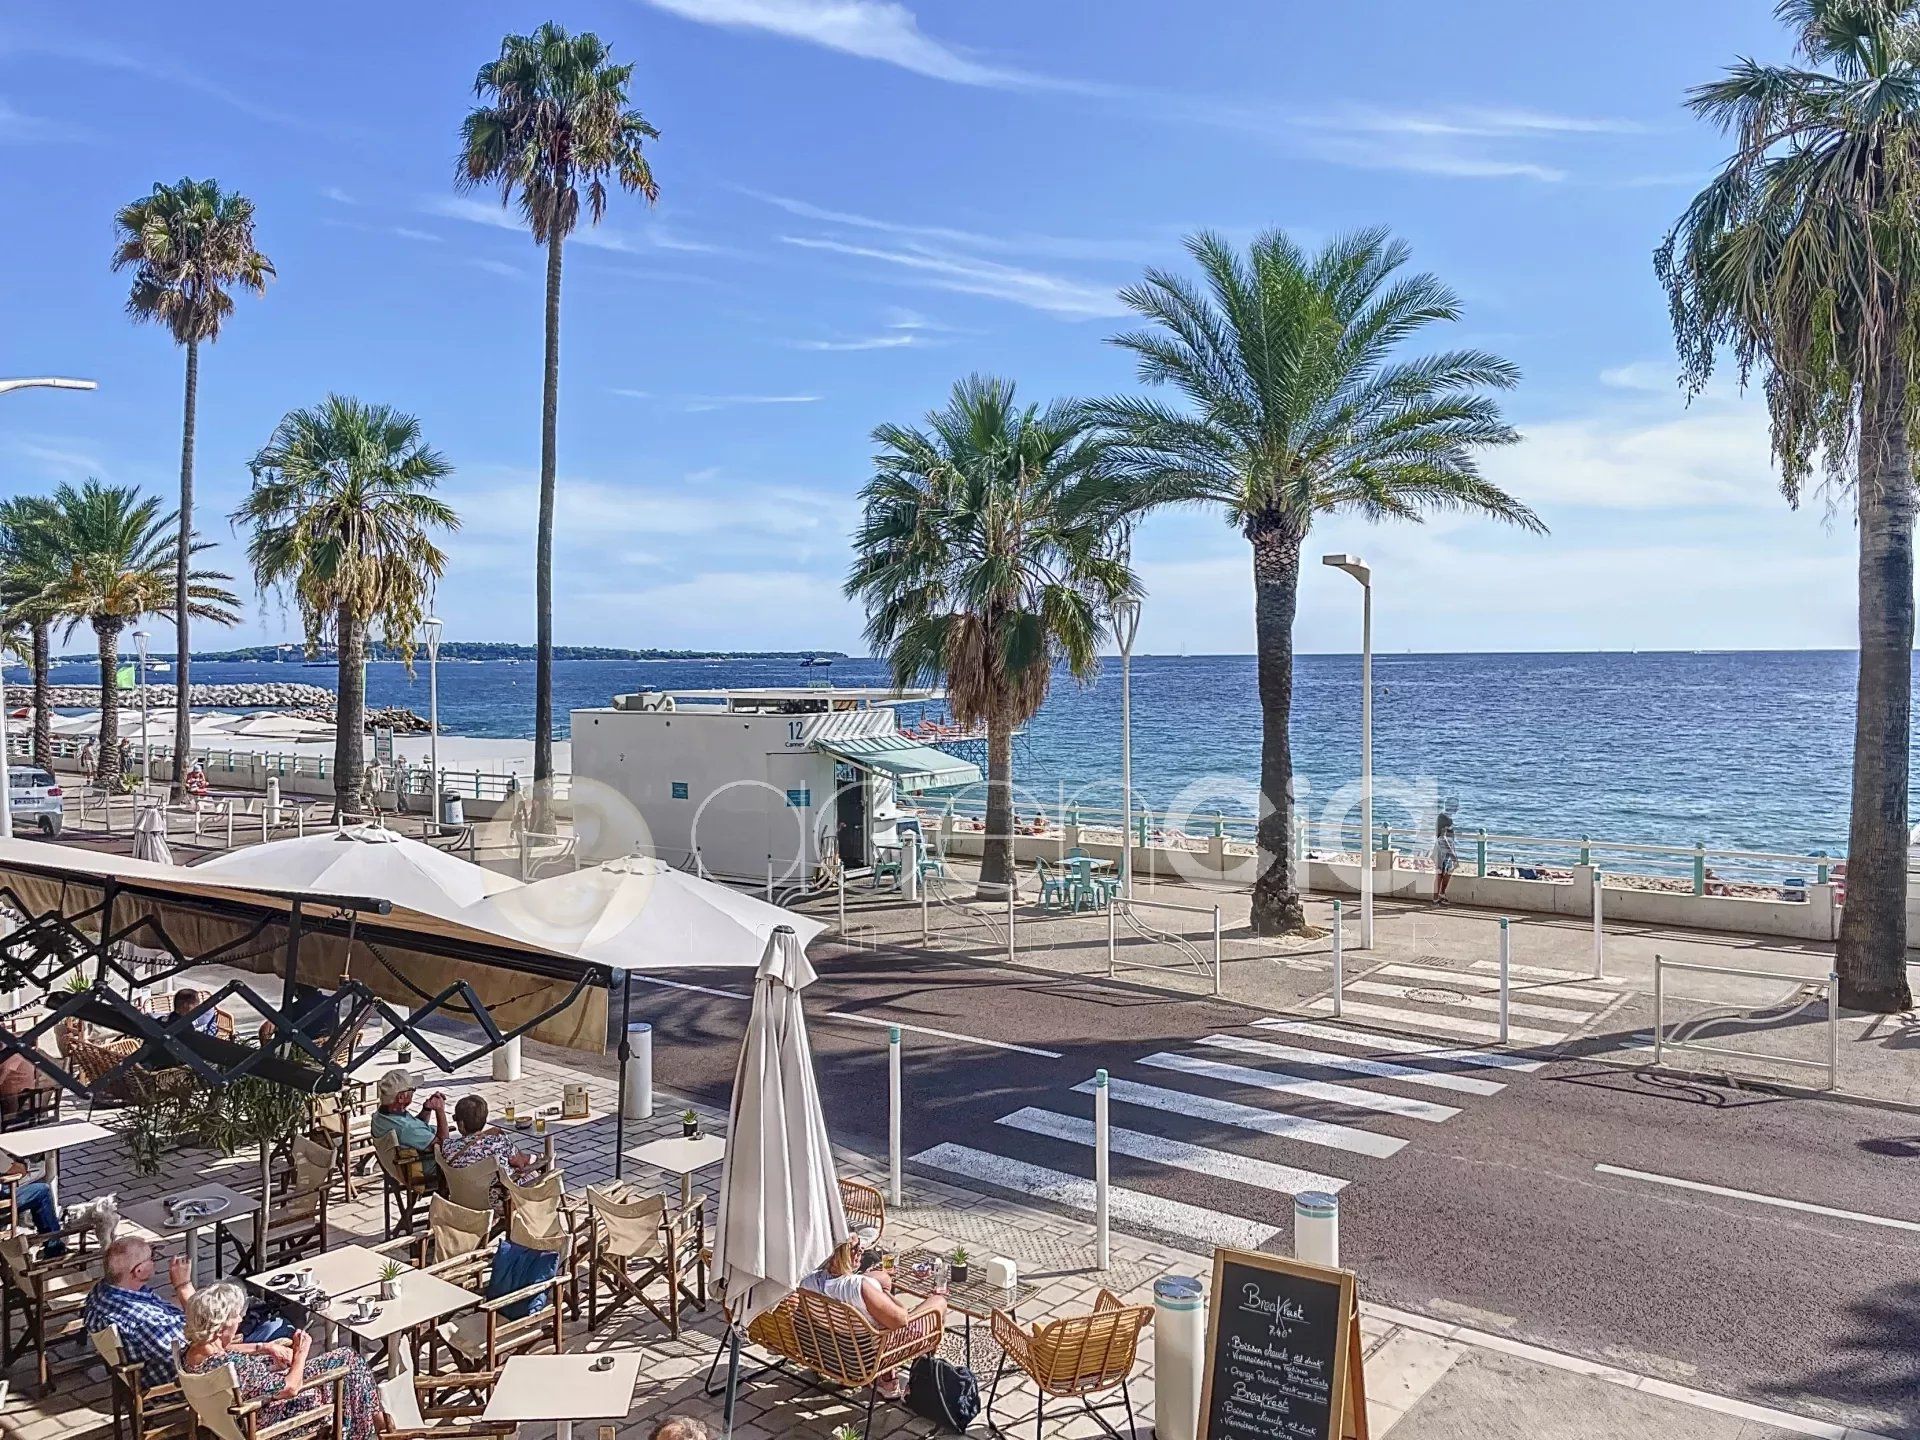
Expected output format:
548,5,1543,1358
620,943,1920,1437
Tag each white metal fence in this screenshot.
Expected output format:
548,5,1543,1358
1652,956,1839,1090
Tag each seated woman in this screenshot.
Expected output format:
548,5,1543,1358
800,1232,947,1395
440,1095,537,1180
183,760,210,798
181,1283,385,1440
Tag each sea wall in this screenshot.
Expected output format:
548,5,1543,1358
17,683,335,709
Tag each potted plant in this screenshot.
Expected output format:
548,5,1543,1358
832,1428,862,1440
379,1259,404,1301
682,1108,701,1140
396,1039,413,1063
949,1247,970,1284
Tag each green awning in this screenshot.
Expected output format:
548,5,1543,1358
818,734,982,793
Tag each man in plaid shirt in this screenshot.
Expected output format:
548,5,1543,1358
83,1236,291,1389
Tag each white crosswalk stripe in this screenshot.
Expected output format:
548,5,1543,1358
1197,1034,1507,1096
1303,997,1569,1046
1343,979,1593,1026
998,1107,1349,1197
1253,1019,1546,1072
1378,963,1618,1006
1073,1075,1407,1156
1139,1051,1461,1122
910,1142,1283,1250
1468,959,1621,985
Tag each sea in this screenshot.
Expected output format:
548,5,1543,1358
60,650,1898,858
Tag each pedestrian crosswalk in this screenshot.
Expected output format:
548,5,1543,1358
1298,954,1627,1048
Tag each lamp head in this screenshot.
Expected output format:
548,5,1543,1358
421,616,443,659
132,630,149,660
1112,595,1142,652
1321,553,1371,586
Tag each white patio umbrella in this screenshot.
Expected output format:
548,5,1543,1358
192,822,520,922
130,805,172,865
713,926,847,1433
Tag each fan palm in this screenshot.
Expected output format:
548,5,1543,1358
1091,228,1540,935
847,375,1140,897
39,480,239,787
1657,0,1920,1011
0,495,69,769
235,395,457,821
457,24,659,820
112,177,273,803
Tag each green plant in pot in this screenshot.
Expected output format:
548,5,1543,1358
950,1247,970,1284
378,1258,404,1301
682,1107,700,1139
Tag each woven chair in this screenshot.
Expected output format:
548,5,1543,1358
423,1219,568,1376
0,1229,101,1395
987,1288,1151,1440
582,1185,704,1337
372,1131,439,1238
739,1288,943,1440
376,1369,516,1439
176,1354,344,1440
93,1323,194,1440
838,1178,886,1242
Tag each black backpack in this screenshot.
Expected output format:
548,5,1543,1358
907,1356,981,1433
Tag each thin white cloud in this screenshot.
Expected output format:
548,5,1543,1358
611,389,823,411
467,258,523,279
781,235,1123,319
321,186,357,205
424,194,726,256
785,333,921,351
1600,361,1681,393
2,35,340,134
0,99,84,143
738,188,1157,262
393,226,442,244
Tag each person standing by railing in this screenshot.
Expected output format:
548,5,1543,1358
1432,812,1458,905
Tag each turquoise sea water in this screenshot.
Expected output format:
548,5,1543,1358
105,650,1901,856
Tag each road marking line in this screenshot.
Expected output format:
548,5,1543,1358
1346,979,1594,1025
1594,1163,1920,1234
1140,1051,1460,1122
629,976,749,1001
1381,963,1618,1006
1075,1076,1406,1157
1467,959,1622,985
1256,1019,1545,1072
998,1107,1349,1197
910,1142,1281,1250
1302,999,1567,1047
1198,1034,1506,1096
823,1011,1062,1059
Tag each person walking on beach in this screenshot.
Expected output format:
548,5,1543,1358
1432,813,1458,904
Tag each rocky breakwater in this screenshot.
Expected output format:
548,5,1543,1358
289,704,433,734
35,682,336,709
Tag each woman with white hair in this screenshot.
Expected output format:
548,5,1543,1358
369,1067,447,1176
181,1284,385,1440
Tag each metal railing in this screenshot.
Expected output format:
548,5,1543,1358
1652,956,1839,1089
1105,895,1222,996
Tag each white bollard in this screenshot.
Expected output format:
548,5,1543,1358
1094,1067,1111,1271
1107,903,1117,979
492,1035,522,1082
1497,917,1512,1045
1007,883,1015,965
901,831,919,902
1294,1191,1339,1267
1331,900,1344,1018
1591,871,1605,979
1154,1276,1207,1440
888,1027,903,1207
766,860,774,902
1827,970,1841,1090
622,1022,653,1120
265,776,281,830
837,861,846,933
920,875,930,947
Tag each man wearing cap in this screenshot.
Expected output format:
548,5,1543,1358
369,1069,448,1176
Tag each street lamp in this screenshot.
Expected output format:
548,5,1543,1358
1113,596,1142,899
1322,554,1374,949
422,616,443,828
133,630,151,795
0,377,97,396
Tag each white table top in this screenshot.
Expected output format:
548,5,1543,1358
319,1269,477,1342
121,1184,259,1238
483,1352,644,1423
628,1133,726,1177
251,1244,406,1298
0,1119,112,1158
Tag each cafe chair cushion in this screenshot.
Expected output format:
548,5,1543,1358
485,1238,559,1321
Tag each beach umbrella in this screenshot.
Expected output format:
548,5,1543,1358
130,806,172,866
712,926,846,1434
193,822,520,921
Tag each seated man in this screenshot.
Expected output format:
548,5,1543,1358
440,1095,536,1180
171,988,220,1038
0,1051,53,1121
83,1235,290,1391
0,1146,64,1256
370,1068,447,1176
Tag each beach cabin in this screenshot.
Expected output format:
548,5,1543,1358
570,686,982,883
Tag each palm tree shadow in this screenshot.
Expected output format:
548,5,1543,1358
1761,1276,1920,1432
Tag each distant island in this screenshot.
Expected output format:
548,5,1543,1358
175,643,853,663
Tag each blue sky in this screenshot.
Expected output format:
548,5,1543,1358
0,0,1860,658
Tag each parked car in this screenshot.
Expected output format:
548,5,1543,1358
6,765,63,837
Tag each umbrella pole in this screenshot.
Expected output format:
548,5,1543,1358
614,970,632,1180
724,1328,742,1437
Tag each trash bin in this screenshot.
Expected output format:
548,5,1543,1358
1153,1275,1206,1440
440,792,464,827
622,1021,653,1120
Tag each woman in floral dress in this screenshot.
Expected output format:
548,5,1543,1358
181,1284,386,1440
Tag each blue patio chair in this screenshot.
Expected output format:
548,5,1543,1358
1035,857,1070,910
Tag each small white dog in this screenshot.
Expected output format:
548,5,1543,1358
61,1194,119,1250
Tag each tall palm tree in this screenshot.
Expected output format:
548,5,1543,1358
847,375,1140,898
1092,229,1540,935
235,396,456,821
1658,0,1920,1011
457,24,659,821
39,480,239,787
0,495,69,769
112,178,273,804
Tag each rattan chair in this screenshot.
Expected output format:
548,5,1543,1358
737,1287,943,1440
93,1322,194,1440
372,1131,438,1238
987,1288,1151,1440
176,1353,344,1440
582,1184,704,1337
837,1178,887,1241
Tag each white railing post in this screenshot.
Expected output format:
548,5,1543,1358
888,1026,903,1207
1094,1067,1110,1271
837,860,846,933
1330,900,1344,1018
1497,917,1511,1045
225,805,233,849
1211,905,1222,998
1007,883,1015,966
1828,970,1841,1090
920,877,929,947
1107,901,1117,979
1653,955,1665,1066
1591,870,1605,978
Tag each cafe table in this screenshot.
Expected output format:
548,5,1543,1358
482,1350,644,1440
121,1182,258,1277
0,1118,112,1208
892,1248,1038,1369
627,1133,726,1210
497,1101,599,1169
249,1243,396,1303
316,1267,475,1375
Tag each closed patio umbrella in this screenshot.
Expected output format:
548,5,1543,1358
713,925,847,1433
130,805,172,865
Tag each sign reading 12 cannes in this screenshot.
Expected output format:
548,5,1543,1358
1197,1248,1366,1440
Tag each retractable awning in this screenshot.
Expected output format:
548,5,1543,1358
816,733,982,793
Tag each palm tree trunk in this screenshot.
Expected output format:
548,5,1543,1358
979,708,1016,899
170,339,199,804
1249,521,1306,936
334,606,367,823
95,620,121,788
29,621,50,770
1835,331,1916,1013
532,229,564,830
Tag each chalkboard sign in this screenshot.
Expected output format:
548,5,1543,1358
1197,1248,1364,1440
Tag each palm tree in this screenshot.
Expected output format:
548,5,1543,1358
112,178,273,804
1092,229,1540,935
0,495,69,769
235,396,456,821
457,24,659,821
847,375,1140,898
1658,0,1919,1011
38,480,239,787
